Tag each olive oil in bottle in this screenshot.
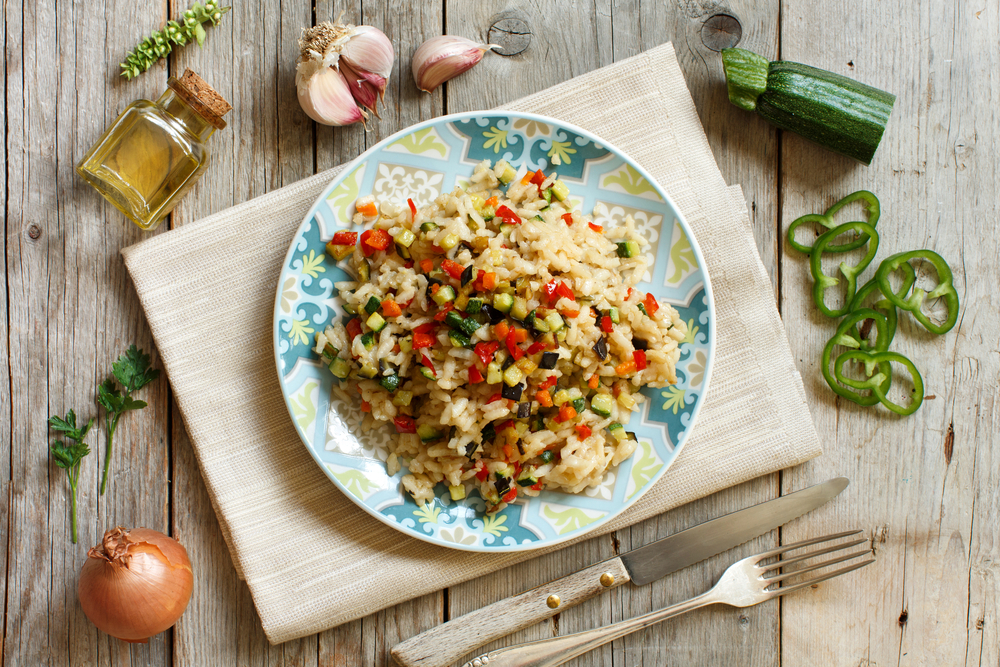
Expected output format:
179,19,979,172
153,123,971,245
77,69,231,230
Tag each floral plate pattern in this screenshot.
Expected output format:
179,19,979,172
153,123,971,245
274,112,715,552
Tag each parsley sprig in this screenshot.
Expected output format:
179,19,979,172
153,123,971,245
49,410,94,544
97,345,161,494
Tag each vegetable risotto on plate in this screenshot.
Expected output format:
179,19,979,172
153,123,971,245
313,159,686,514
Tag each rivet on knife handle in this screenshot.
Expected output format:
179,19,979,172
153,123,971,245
390,557,630,667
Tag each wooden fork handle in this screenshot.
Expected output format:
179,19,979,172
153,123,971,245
390,557,631,667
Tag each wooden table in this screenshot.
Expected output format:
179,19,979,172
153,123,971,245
5,0,997,664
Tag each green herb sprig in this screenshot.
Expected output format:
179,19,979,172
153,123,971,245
49,410,94,544
97,345,161,494
120,1,232,80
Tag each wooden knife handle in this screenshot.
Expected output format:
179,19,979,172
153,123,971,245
390,557,630,667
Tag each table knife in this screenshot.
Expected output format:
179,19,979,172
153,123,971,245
391,477,848,667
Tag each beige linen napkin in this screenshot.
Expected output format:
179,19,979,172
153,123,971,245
122,42,820,644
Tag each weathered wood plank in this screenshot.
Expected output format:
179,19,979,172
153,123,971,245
778,1,1000,665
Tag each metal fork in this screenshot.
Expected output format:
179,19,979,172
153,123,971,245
460,530,874,667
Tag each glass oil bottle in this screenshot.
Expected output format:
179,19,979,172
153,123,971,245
77,69,231,230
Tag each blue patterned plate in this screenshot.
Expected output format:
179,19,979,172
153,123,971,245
274,112,714,552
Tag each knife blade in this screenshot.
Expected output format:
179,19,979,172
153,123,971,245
390,477,848,667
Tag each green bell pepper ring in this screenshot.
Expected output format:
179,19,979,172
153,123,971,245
809,221,879,318
834,350,924,416
822,308,892,406
787,190,880,254
875,250,959,335
848,260,916,350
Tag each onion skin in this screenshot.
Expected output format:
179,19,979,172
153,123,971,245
79,527,194,643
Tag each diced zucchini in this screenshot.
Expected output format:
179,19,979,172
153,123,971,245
497,281,516,295
449,484,467,501
637,302,649,316
539,449,555,464
544,312,564,333
358,361,378,379
481,207,495,222
448,330,472,348
503,365,525,387
591,393,614,417
396,228,416,247
420,221,439,232
364,296,381,315
329,357,350,380
487,361,503,384
499,222,516,237
532,215,544,222
550,179,570,201
392,390,414,407
360,332,376,350
516,466,538,487
366,312,386,332
399,336,413,354
325,241,354,261
417,424,443,442
618,392,637,411
516,358,538,376
608,306,620,324
542,189,552,204
459,317,483,337
343,303,357,316
440,233,461,250
466,297,484,314
616,240,640,258
431,284,456,306
511,296,529,321
358,259,371,282
379,373,400,392
556,328,568,342
497,161,517,184
571,397,586,413
608,422,627,442
454,292,470,313
552,389,571,406
445,310,465,330
493,292,514,313
419,366,438,381
395,243,411,260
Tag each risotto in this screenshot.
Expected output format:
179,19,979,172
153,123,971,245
314,160,686,513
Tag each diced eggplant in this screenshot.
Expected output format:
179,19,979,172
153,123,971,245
460,265,475,286
633,338,649,350
592,336,608,360
481,303,505,325
482,422,496,443
502,355,516,370
465,441,480,458
517,402,531,419
539,351,559,369
501,382,525,401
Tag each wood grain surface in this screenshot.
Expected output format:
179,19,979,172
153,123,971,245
3,0,996,666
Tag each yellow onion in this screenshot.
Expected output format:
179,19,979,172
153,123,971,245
78,527,194,643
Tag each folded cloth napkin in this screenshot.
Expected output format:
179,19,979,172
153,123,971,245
122,42,820,643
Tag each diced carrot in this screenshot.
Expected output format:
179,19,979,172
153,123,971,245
536,390,553,407
503,442,515,459
381,299,402,317
485,196,498,207
520,170,534,185
616,359,638,376
482,272,497,290
357,201,377,217
612,382,623,398
494,321,510,341
562,310,580,319
513,328,529,344
361,401,371,413
588,375,600,390
556,404,577,423
420,258,434,273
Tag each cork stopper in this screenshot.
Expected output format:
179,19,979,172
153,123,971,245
168,69,232,130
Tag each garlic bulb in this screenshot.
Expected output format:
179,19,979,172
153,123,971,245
296,20,394,126
412,35,498,93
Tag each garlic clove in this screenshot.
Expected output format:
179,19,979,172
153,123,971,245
412,35,498,93
340,60,382,117
297,66,367,127
339,25,394,81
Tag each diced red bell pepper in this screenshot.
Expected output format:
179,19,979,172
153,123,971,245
497,420,515,434
346,318,362,341
506,329,524,360
562,213,574,226
543,281,559,306
475,464,489,481
361,400,371,413
488,393,504,403
332,231,358,245
404,260,414,269
556,281,576,302
393,415,416,434
643,293,660,316
527,341,546,355
495,205,521,225
359,230,375,257
556,404,577,423
530,481,543,491
627,287,634,299
634,349,648,371
529,169,546,186
575,424,592,439
539,375,558,390
441,259,465,280
588,222,603,233
399,297,415,308
501,487,518,504
367,228,392,251
420,354,436,372
408,198,417,218
381,299,402,317
468,366,484,384
433,302,455,321
600,316,613,333
413,322,437,335
413,332,435,349
475,341,500,366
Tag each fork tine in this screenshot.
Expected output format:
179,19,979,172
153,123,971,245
764,549,873,583
767,558,875,598
754,529,863,561
760,538,868,572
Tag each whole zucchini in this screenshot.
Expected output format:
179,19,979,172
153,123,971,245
721,48,895,165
